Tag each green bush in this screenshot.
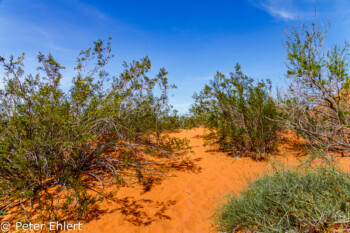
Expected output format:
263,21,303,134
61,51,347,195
280,22,350,155
0,38,189,220
164,112,200,130
191,64,280,159
214,165,350,232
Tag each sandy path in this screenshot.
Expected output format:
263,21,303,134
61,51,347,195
77,128,304,233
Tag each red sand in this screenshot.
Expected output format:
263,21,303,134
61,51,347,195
70,127,317,233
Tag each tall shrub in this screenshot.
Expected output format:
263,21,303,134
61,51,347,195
0,38,189,220
191,64,279,159
281,22,350,155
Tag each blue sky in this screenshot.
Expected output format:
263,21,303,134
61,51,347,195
1,0,350,113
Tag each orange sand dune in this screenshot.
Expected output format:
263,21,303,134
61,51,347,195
69,127,350,233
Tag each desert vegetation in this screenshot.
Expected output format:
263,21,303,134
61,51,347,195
0,38,190,221
191,64,280,160
214,164,350,232
280,22,350,156
213,21,350,232
191,22,350,162
1,14,350,233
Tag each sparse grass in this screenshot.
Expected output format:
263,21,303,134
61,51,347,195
214,164,350,232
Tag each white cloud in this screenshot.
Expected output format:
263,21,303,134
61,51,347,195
69,0,110,20
260,0,297,20
249,0,316,20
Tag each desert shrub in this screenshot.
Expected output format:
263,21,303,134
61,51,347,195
178,114,200,129
214,165,350,232
191,64,280,159
280,22,350,155
0,38,190,220
164,112,199,130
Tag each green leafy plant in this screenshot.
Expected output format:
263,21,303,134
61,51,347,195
281,22,350,155
191,64,280,159
0,38,190,221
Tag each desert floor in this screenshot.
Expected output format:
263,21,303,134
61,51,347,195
70,127,350,233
